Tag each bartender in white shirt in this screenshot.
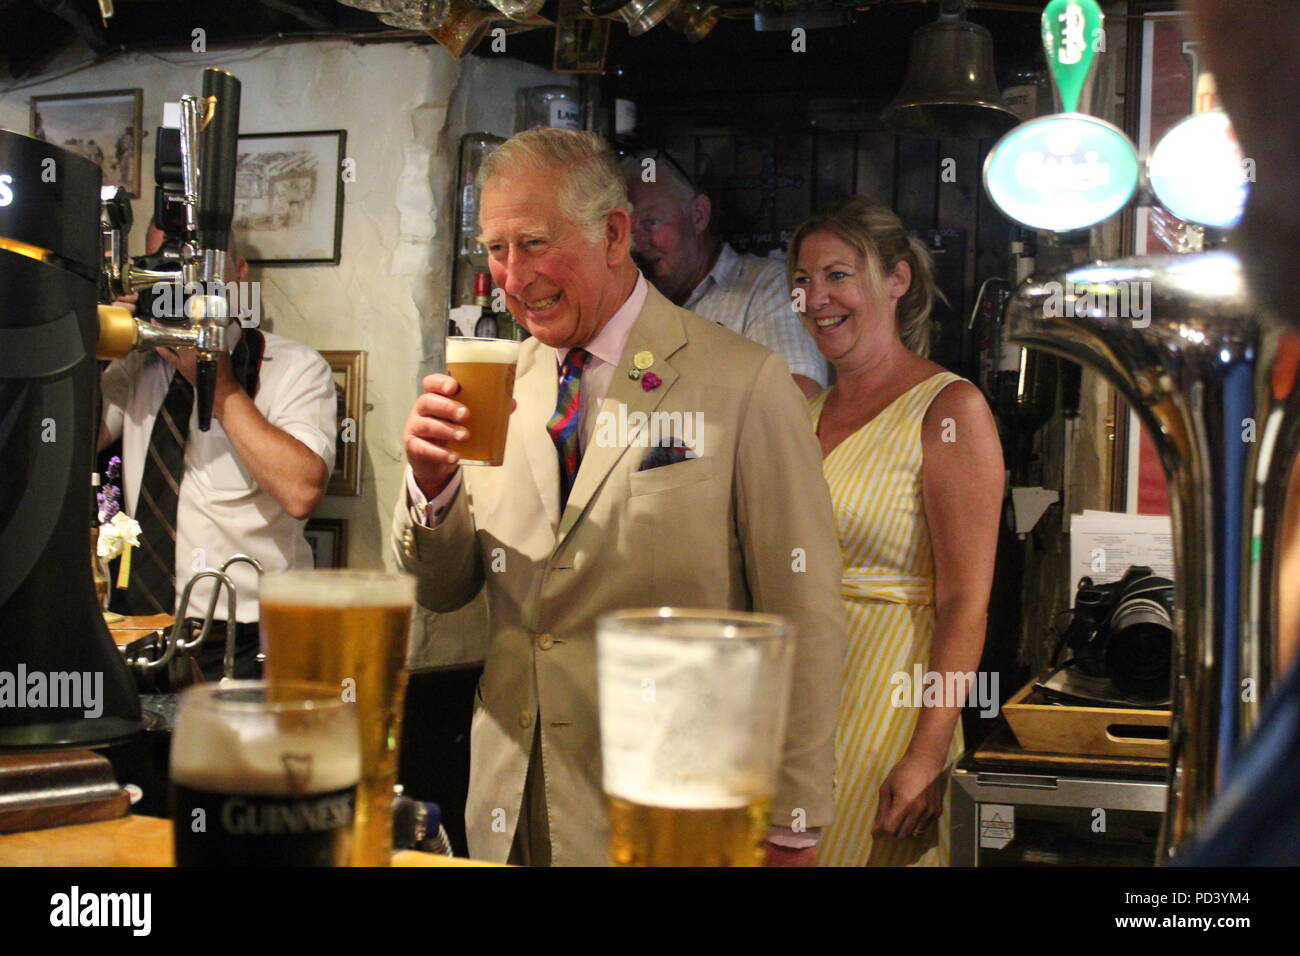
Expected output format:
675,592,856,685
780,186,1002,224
98,231,336,679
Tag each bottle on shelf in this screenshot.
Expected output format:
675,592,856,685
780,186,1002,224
472,271,498,338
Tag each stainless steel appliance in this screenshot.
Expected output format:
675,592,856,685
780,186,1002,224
952,749,1167,867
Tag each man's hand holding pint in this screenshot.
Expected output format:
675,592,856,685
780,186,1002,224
404,373,470,498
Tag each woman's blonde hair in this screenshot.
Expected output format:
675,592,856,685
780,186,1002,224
787,196,945,357
479,127,631,245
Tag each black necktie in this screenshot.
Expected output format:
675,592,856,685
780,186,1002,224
121,371,194,615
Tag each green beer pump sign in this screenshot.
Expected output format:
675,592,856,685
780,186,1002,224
1042,0,1101,114
984,0,1140,233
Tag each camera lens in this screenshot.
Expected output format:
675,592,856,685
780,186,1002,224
1108,596,1173,684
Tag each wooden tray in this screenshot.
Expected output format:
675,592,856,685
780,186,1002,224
1002,679,1171,759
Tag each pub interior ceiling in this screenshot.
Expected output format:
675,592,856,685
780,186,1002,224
0,0,1053,83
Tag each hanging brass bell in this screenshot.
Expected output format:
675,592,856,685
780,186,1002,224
882,17,1018,140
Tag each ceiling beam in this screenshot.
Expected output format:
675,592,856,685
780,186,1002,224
255,0,336,31
35,0,112,54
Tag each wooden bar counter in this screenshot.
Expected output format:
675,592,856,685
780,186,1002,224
0,815,498,866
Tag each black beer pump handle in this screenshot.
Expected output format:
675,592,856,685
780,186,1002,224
197,358,217,431
193,67,239,433
197,68,241,259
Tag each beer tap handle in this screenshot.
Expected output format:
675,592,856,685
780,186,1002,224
196,357,217,431
197,554,264,633
191,69,241,432
165,568,238,679
98,186,132,303
178,97,201,266
1042,0,1103,115
198,68,241,266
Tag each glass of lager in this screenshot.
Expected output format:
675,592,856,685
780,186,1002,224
170,681,360,866
260,570,416,866
444,335,519,465
597,608,794,866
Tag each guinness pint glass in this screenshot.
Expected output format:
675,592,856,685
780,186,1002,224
170,681,360,866
445,336,519,465
261,570,416,866
597,609,794,866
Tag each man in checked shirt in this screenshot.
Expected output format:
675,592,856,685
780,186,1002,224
624,148,828,398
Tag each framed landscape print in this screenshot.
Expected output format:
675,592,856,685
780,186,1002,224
30,88,143,196
234,130,345,264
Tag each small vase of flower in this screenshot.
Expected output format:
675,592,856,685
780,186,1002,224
95,456,141,608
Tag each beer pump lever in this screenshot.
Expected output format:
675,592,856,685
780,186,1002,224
95,68,242,432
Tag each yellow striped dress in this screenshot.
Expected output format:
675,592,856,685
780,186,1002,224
813,371,965,867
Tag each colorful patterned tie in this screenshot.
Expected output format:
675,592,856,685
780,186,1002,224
547,348,590,510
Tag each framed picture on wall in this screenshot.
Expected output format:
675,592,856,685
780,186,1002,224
321,350,365,497
553,0,610,74
234,130,345,264
30,88,143,197
304,518,348,569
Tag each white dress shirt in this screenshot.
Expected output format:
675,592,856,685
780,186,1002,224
100,324,337,621
685,242,828,386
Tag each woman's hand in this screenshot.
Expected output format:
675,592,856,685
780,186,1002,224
873,751,946,839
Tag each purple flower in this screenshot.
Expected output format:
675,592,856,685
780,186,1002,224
98,456,123,523
641,372,662,392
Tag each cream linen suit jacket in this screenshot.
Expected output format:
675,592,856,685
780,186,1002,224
392,284,845,865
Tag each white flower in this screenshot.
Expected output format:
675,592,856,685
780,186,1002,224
98,512,142,560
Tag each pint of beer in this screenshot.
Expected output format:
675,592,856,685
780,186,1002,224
445,335,520,465
597,609,794,866
170,681,360,867
260,570,415,867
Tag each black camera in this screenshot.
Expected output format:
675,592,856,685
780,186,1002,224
1062,565,1174,692
136,124,185,324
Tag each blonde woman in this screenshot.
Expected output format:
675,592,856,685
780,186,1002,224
789,196,1003,866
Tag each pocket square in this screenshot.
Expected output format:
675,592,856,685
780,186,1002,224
637,439,699,472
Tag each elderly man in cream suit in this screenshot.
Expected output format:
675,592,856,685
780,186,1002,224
393,128,844,867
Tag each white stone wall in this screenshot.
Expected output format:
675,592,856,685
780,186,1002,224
1,39,560,590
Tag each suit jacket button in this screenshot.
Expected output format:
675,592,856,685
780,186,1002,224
519,711,534,729
536,633,554,650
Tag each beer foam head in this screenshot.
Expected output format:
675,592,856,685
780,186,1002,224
171,683,360,795
607,785,765,810
259,570,416,609
445,337,520,365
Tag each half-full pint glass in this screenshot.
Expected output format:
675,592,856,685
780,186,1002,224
445,336,519,465
597,608,794,866
170,681,361,866
260,570,415,866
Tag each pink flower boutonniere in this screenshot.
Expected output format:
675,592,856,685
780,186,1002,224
641,371,662,392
